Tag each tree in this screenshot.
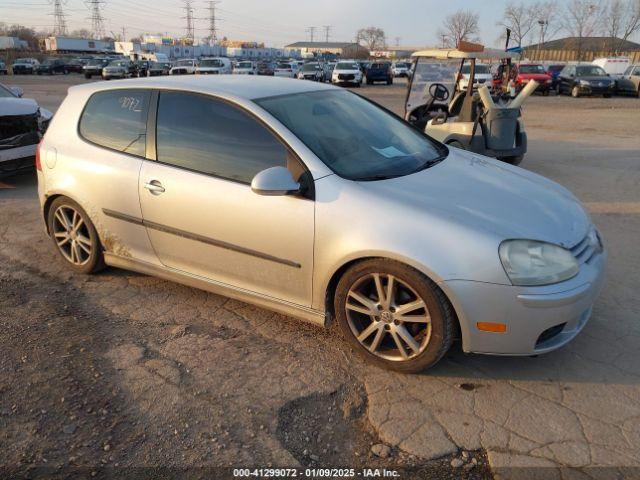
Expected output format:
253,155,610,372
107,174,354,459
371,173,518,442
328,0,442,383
562,0,602,59
0,24,40,49
437,10,480,48
355,26,386,52
603,0,640,53
497,2,537,47
69,28,92,39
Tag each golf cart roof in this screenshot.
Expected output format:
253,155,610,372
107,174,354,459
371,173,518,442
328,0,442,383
411,48,515,60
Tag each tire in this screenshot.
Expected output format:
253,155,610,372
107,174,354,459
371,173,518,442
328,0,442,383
84,73,91,79
498,155,524,166
571,86,580,98
603,94,611,98
47,197,105,275
334,259,455,373
542,89,549,96
447,140,466,150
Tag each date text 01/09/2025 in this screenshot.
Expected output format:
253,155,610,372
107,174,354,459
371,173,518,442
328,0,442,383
232,468,401,478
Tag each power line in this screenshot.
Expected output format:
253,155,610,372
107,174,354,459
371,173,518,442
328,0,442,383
306,26,316,42
323,25,332,43
85,0,106,39
51,0,67,36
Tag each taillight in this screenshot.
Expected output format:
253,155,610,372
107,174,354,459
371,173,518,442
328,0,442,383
35,141,43,171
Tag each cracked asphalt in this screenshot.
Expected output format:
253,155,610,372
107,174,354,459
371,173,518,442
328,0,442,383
1,75,640,479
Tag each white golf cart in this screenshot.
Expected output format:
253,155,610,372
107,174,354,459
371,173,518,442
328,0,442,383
405,47,536,165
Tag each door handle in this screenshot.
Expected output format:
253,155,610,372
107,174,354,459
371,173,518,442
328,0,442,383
144,180,165,195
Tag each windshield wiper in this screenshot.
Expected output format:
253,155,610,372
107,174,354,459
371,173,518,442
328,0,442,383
355,174,402,181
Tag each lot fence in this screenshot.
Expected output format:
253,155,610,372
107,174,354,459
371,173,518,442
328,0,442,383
524,48,640,63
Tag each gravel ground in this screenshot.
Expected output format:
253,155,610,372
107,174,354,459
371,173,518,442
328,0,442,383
1,74,639,480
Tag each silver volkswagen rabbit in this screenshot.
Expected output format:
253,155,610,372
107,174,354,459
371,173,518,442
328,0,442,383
36,76,606,372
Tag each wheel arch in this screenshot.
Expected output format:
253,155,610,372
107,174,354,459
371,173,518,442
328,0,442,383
323,255,462,342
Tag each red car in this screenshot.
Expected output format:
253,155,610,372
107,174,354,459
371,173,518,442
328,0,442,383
516,64,552,95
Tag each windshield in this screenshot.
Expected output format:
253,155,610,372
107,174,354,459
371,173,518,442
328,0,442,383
177,60,193,66
302,64,320,71
336,62,359,70
256,90,446,181
395,63,409,68
461,64,490,74
200,59,223,67
87,59,104,66
519,64,545,74
548,65,564,73
370,63,390,70
277,63,293,69
238,62,252,68
108,61,126,67
576,66,606,76
0,84,16,98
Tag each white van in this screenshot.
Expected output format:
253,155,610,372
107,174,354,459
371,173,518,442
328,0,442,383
592,57,630,78
196,57,232,75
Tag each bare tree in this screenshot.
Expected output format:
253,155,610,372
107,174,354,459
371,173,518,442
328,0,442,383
603,0,640,53
562,0,602,60
497,2,537,47
355,26,386,52
437,10,480,48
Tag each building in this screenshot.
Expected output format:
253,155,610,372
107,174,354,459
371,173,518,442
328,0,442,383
0,36,28,50
524,36,640,63
370,46,425,59
285,41,368,58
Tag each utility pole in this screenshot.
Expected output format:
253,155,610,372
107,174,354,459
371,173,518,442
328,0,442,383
440,34,447,48
206,1,220,45
306,26,316,42
182,0,195,43
537,19,548,61
85,0,105,39
394,36,400,46
51,0,67,36
323,25,332,43
121,26,126,42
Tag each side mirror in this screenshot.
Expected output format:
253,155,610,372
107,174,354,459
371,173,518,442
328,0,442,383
10,86,23,98
251,166,300,196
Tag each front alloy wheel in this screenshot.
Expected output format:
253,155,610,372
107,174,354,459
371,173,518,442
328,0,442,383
335,259,454,372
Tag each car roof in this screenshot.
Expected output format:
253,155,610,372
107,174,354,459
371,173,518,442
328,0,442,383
68,75,335,100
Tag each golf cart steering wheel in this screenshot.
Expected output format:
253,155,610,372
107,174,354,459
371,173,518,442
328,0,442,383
429,83,450,102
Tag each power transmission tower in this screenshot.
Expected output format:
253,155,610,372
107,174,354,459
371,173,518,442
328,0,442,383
182,0,195,43
206,1,220,44
51,0,67,36
306,26,316,42
323,25,332,43
394,36,401,46
85,0,105,39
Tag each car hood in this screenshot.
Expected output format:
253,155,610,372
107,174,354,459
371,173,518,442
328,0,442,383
0,98,39,116
362,149,589,248
334,69,360,74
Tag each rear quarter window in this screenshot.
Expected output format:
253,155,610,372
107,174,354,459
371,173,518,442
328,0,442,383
79,89,150,157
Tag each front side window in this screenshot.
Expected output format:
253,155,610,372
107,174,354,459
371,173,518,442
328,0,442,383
576,66,606,76
79,89,150,157
156,92,288,184
256,90,447,181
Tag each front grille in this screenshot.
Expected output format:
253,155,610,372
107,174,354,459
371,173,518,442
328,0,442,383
570,229,602,265
339,74,355,80
536,323,566,347
1,113,39,143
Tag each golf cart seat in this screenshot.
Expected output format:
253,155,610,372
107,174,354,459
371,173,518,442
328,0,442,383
447,91,466,117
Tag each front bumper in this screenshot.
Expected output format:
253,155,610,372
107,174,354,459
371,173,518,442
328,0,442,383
0,144,36,176
578,83,615,95
442,247,607,355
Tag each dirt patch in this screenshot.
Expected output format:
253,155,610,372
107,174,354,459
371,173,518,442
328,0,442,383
276,385,491,479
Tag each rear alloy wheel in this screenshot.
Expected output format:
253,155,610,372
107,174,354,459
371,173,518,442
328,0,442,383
48,197,105,274
335,259,454,373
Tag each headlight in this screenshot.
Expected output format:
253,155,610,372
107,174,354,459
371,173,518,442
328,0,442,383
579,80,591,86
499,240,579,286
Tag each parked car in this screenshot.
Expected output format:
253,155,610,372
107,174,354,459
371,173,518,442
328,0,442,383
147,62,171,76
196,57,232,75
392,62,411,77
616,64,640,96
11,58,39,74
0,82,52,176
36,76,606,373
102,60,131,80
83,58,109,79
170,59,198,75
366,61,393,85
133,60,151,77
0,61,7,75
36,58,69,75
558,64,615,98
546,64,565,92
233,61,257,75
274,62,298,78
516,64,552,95
297,62,325,81
331,61,363,87
65,58,85,73
456,63,492,90
257,61,276,76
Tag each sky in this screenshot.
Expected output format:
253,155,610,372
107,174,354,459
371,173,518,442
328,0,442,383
0,0,617,48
